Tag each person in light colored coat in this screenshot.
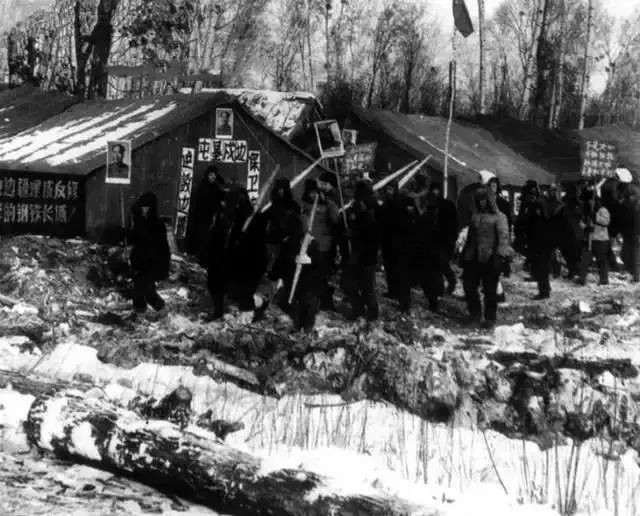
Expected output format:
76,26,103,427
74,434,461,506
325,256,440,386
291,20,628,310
461,187,512,329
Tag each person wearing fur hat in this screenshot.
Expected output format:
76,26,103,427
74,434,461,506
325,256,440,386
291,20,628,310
187,165,226,265
577,189,610,286
428,181,459,294
460,187,512,329
128,192,171,314
341,180,380,321
302,176,341,311
264,177,302,310
393,186,445,314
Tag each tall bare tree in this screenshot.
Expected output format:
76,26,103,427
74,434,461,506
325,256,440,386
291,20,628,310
477,0,486,114
578,0,592,130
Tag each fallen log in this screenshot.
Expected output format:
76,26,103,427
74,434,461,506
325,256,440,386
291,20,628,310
5,386,433,515
0,292,18,307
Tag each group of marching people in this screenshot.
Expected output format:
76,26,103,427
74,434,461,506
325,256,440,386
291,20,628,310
125,165,640,332
513,175,640,299
181,164,499,331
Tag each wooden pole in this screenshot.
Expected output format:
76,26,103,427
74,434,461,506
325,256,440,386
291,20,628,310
444,33,457,200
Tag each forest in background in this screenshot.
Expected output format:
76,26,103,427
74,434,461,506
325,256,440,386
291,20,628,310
2,0,640,132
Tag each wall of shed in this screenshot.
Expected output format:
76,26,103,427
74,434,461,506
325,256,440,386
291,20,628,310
84,104,324,242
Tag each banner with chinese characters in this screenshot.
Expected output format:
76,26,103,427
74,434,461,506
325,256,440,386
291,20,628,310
197,138,248,163
0,173,84,236
175,148,195,239
581,140,617,178
341,142,377,177
246,151,260,201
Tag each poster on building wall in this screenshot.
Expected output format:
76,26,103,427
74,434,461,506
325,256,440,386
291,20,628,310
0,174,84,236
342,129,358,148
105,140,132,184
247,151,261,202
581,140,617,178
215,108,234,139
175,147,195,239
197,138,248,163
315,120,345,158
342,142,377,177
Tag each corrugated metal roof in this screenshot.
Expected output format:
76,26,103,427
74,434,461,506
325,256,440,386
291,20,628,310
0,86,81,139
0,92,232,176
350,106,555,187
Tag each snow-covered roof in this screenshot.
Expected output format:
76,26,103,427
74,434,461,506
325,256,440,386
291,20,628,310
178,88,321,141
349,107,555,188
0,86,81,139
0,92,232,176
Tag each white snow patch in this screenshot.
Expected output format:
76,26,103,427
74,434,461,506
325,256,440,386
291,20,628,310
0,387,35,451
70,422,102,461
38,397,69,450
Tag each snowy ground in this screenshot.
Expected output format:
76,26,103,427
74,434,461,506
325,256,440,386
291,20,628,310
1,235,640,515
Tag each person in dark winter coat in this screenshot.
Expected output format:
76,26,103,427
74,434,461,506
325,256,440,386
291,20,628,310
302,177,340,311
378,182,401,298
620,183,640,282
461,187,511,329
264,178,302,310
428,181,458,294
487,177,512,283
394,189,445,314
601,178,623,272
206,187,268,319
341,180,380,321
513,180,540,270
558,185,584,279
187,165,226,265
546,184,565,278
527,186,555,300
129,192,171,313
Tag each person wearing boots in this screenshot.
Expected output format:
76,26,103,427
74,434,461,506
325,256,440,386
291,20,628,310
205,187,233,320
129,192,171,314
187,165,226,265
378,182,400,298
227,188,269,319
264,178,302,310
577,190,611,286
302,176,340,311
342,180,380,322
461,187,511,329
559,184,584,280
429,181,459,295
526,184,555,300
394,185,444,314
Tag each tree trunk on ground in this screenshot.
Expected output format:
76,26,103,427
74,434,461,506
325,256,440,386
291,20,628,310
4,384,430,516
478,0,486,115
578,0,593,130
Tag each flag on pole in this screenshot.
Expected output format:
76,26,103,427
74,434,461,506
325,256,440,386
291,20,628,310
453,0,474,38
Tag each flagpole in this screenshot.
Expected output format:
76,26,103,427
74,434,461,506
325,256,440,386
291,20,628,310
444,32,457,200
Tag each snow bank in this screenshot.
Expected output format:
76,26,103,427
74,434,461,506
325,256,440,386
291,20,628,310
1,339,638,515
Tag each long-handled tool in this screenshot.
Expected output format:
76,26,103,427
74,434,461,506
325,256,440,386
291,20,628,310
398,155,432,190
339,160,418,213
288,195,320,304
242,164,280,232
261,158,323,213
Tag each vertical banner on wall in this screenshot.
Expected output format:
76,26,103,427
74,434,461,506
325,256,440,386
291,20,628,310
247,150,261,202
175,147,195,239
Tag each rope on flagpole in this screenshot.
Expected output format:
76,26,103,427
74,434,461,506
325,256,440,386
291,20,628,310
444,32,457,200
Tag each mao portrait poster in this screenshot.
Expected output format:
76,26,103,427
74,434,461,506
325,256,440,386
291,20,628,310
215,108,234,140
106,140,132,185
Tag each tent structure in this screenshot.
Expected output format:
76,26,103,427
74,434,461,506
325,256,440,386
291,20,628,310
346,107,555,196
